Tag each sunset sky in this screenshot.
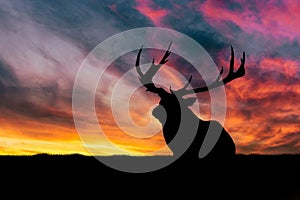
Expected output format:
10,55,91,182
0,0,299,155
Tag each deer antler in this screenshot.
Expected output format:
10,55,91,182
135,42,172,94
173,46,245,96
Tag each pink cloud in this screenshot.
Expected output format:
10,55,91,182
135,0,169,27
198,0,300,42
259,57,299,78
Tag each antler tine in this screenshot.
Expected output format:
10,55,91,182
135,43,173,94
222,46,245,84
159,42,172,64
135,46,144,78
176,46,245,96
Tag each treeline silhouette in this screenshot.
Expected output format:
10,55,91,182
1,153,299,174
1,154,299,199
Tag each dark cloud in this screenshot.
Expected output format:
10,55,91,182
269,115,300,125
108,0,153,28
0,83,73,126
263,140,300,154
0,60,19,87
164,6,229,58
25,0,126,50
272,41,300,61
244,91,299,108
238,108,252,120
245,64,300,85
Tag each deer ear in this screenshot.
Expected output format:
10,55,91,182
184,97,197,106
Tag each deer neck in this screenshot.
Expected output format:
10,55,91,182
162,108,199,144
164,108,198,125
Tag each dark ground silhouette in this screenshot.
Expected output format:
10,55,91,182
1,153,299,174
0,154,299,199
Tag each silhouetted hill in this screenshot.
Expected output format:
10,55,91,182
1,153,299,173
1,154,299,199
1,153,299,180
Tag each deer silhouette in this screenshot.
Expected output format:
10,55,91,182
135,43,245,159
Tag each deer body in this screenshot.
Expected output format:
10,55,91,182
153,93,236,159
135,43,245,159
